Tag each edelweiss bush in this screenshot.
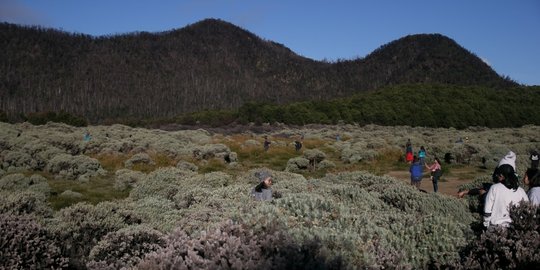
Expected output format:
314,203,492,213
0,213,68,269
0,190,53,217
285,157,310,172
0,173,51,195
135,220,342,270
86,225,166,270
45,153,106,180
176,160,198,172
124,152,155,168
47,201,138,269
114,169,146,191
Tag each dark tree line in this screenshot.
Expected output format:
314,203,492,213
176,84,540,129
1,19,517,124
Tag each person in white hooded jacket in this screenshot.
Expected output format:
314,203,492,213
483,164,529,228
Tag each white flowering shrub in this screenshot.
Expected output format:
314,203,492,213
285,157,310,172
125,196,184,232
1,150,36,170
114,169,146,191
0,214,68,269
0,173,51,195
339,143,379,163
45,154,106,180
47,201,137,269
176,160,198,172
317,159,336,170
236,171,475,268
192,143,232,161
124,153,155,168
86,225,166,270
0,190,53,217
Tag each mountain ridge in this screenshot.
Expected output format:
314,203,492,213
0,18,516,123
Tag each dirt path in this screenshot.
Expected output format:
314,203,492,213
385,166,487,197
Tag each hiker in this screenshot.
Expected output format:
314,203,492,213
524,168,540,205
83,131,91,142
426,157,442,193
294,140,302,152
336,134,340,142
263,136,271,152
483,164,528,228
409,155,423,189
405,139,413,163
251,171,273,201
418,146,427,165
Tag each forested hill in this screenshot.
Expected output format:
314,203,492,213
1,18,516,123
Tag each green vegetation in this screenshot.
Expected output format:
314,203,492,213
173,84,540,128
1,21,517,124
48,177,129,210
21,111,88,127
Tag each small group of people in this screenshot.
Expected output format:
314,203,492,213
458,150,540,228
407,140,441,192
409,155,442,192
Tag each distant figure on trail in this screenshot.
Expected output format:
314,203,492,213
483,164,528,228
426,157,442,193
294,140,302,152
524,168,540,205
418,146,426,165
83,131,91,142
405,139,413,163
263,136,271,152
251,171,273,201
336,134,340,142
409,155,423,189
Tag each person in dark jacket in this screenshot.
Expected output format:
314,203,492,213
409,155,423,189
251,171,273,201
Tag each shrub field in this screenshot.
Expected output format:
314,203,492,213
1,121,539,269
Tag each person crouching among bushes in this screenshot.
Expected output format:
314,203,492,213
483,164,529,228
251,171,273,201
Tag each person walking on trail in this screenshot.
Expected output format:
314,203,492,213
483,164,528,228
263,136,271,152
294,140,302,152
426,157,442,193
409,155,423,189
251,171,273,201
405,139,413,163
418,146,427,165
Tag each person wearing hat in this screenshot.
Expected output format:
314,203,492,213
483,164,528,228
251,171,273,201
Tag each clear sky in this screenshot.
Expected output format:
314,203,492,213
2,0,539,85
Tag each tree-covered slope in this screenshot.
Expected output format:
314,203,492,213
1,19,516,123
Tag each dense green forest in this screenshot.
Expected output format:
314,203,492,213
1,19,517,124
175,84,540,129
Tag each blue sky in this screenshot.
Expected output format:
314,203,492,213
2,0,539,85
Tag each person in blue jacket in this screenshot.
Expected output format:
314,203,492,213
409,155,423,189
